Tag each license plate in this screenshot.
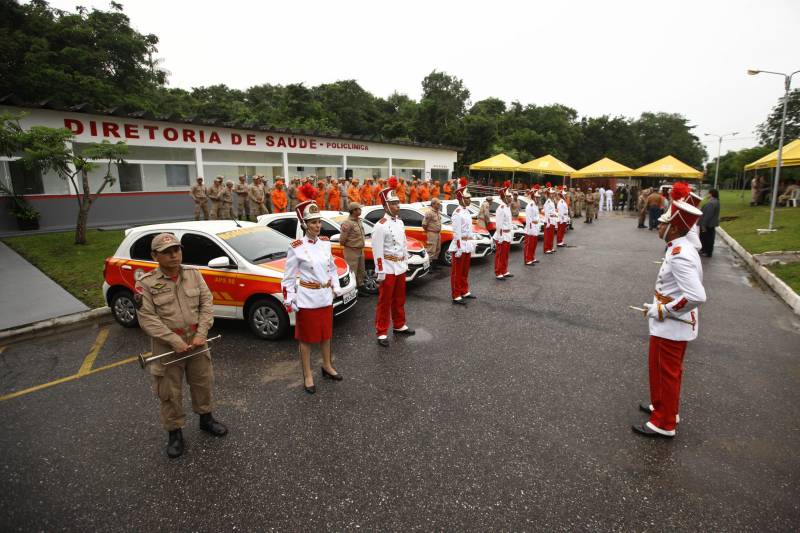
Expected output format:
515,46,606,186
343,289,357,304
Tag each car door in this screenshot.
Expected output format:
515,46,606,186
118,232,161,288
180,232,243,318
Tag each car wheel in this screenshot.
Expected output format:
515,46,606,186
439,247,452,266
247,298,288,340
363,267,379,294
110,289,139,328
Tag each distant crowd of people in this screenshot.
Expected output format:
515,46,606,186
750,175,800,207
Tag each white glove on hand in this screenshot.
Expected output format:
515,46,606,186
285,299,298,313
643,302,664,321
376,272,386,283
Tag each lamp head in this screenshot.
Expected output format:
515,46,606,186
747,69,760,76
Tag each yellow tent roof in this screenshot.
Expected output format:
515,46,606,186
517,154,576,176
744,139,800,170
571,157,633,178
469,153,521,171
632,155,703,179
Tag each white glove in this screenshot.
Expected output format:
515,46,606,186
376,272,386,283
285,299,298,313
643,302,664,321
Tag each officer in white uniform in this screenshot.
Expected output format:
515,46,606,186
633,198,706,438
523,188,541,265
492,181,514,280
449,178,476,304
372,177,415,347
556,188,570,247
542,188,558,254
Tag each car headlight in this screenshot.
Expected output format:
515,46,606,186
339,273,351,287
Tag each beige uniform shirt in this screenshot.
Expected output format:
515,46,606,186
234,182,249,198
135,266,214,368
221,188,233,207
422,208,442,232
339,217,366,249
207,184,223,202
248,183,266,204
190,184,207,202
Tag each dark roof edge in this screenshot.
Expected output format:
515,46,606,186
0,96,464,152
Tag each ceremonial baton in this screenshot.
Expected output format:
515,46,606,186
138,334,222,368
628,306,695,326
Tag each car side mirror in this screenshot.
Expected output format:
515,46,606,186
208,256,235,269
330,233,340,242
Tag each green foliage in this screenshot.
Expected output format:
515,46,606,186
704,145,775,188
718,190,800,254
758,89,800,146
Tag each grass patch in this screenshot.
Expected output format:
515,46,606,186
2,229,124,308
717,190,800,254
767,262,800,294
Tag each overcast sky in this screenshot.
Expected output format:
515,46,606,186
47,0,800,161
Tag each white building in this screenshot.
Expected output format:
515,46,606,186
0,103,458,232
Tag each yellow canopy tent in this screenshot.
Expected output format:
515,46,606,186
571,157,633,178
469,153,522,171
517,154,576,176
744,139,800,170
632,155,703,179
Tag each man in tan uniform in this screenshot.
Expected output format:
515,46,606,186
207,176,224,220
288,177,300,210
584,187,595,223
189,177,209,220
422,198,442,265
220,180,234,219
234,175,250,220
135,233,227,458
339,202,370,296
248,175,267,219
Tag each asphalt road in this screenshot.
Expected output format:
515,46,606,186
1,213,799,531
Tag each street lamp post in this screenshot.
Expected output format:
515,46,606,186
748,68,800,231
704,132,739,190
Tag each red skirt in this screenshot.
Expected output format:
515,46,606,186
295,305,333,343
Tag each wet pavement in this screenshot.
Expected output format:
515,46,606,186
1,213,798,531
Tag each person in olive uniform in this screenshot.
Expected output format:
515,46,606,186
135,233,227,458
220,180,234,219
189,177,210,220
422,198,443,265
234,175,250,220
339,202,370,296
207,176,224,220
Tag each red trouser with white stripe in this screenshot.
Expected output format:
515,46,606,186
494,241,510,276
543,225,555,252
524,235,537,263
375,273,406,336
557,223,567,245
648,335,688,432
450,252,471,298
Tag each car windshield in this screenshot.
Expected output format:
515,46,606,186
217,226,292,263
331,215,375,237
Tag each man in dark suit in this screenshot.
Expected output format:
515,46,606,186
699,189,720,257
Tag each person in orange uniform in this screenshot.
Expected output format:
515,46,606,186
360,178,374,206
327,179,341,212
316,181,327,209
419,181,431,202
347,178,360,209
373,179,383,205
431,180,441,200
443,179,453,201
271,179,288,213
409,179,419,203
396,177,407,203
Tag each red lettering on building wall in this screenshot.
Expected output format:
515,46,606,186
266,135,275,147
199,130,206,143
310,139,317,149
64,118,83,135
182,129,196,142
143,125,158,139
124,124,139,139
277,137,286,148
102,122,120,138
89,121,98,136
231,133,242,145
246,134,256,146
164,128,178,141
209,132,221,144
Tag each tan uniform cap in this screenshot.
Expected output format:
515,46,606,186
151,232,182,252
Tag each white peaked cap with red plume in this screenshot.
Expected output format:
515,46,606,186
455,177,471,200
658,199,702,232
379,176,400,207
295,200,321,226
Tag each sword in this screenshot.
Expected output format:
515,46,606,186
628,306,696,326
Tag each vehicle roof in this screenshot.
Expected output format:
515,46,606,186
124,220,260,236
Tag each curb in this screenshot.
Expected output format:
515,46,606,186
0,307,112,342
717,227,800,315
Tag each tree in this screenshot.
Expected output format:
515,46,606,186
1,114,128,244
633,112,707,168
757,88,800,146
703,145,774,188
415,70,470,146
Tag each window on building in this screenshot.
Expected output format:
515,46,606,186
129,233,160,260
180,233,231,266
364,208,384,223
238,166,256,181
8,160,44,195
431,169,450,182
165,164,190,187
118,163,143,192
399,209,424,227
267,218,299,239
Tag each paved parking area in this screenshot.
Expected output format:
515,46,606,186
1,214,799,531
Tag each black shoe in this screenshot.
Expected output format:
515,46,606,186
452,298,467,305
496,275,506,280
532,259,539,264
631,423,674,439
166,429,184,458
393,327,415,336
504,273,514,278
639,402,653,415
377,337,389,347
321,366,343,381
199,413,228,436
463,293,476,299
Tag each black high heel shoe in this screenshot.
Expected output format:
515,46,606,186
302,372,316,394
321,366,343,381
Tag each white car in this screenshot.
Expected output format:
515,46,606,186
257,210,430,293
102,220,357,340
359,203,494,265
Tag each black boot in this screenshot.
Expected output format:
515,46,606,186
167,429,184,458
199,413,228,437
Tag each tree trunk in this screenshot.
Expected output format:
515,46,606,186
74,169,91,245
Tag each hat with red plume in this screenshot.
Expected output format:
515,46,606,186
300,183,317,201
378,176,400,207
499,180,511,204
295,200,321,227
455,177,471,201
658,199,702,233
670,182,691,202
